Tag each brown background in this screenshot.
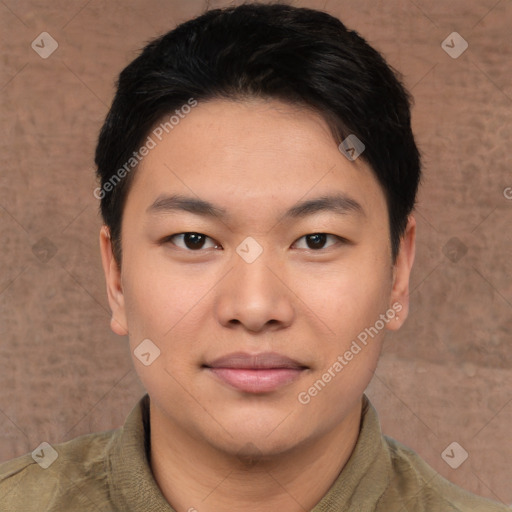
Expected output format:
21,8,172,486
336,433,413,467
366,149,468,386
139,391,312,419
0,0,511,506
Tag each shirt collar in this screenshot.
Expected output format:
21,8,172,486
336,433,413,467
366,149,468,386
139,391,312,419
108,394,390,511
312,395,392,511
109,394,175,511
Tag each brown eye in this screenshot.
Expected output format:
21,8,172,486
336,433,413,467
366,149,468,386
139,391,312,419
167,232,220,250
293,233,341,250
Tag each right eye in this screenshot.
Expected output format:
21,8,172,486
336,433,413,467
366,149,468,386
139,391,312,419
163,232,222,251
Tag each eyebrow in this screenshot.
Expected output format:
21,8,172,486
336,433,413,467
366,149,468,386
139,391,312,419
146,193,365,221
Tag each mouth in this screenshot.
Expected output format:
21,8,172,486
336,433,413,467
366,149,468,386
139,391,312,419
202,352,308,394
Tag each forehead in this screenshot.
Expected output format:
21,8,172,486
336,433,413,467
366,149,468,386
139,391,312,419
126,98,387,225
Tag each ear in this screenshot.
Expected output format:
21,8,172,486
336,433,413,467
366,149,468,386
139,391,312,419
386,215,416,331
99,225,129,336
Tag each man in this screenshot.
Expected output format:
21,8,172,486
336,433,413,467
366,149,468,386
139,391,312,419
0,2,509,511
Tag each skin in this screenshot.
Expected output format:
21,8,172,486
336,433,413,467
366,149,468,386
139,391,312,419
100,98,416,512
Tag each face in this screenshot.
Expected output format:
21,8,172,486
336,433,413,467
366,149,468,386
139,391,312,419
100,98,415,457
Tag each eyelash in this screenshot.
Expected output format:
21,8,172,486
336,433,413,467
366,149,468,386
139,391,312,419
162,232,347,252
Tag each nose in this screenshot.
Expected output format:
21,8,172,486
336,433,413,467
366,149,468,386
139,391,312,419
213,247,295,333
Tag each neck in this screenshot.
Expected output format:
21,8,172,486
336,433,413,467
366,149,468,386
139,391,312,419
149,398,363,512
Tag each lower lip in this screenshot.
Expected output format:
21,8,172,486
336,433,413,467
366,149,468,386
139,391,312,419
208,368,305,393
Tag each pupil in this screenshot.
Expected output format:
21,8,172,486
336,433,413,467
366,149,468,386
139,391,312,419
185,233,205,249
308,233,326,249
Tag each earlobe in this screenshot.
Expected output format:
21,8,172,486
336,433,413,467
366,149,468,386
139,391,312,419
99,226,129,336
386,215,416,331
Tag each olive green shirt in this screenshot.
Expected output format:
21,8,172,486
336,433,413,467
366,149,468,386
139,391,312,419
0,394,508,511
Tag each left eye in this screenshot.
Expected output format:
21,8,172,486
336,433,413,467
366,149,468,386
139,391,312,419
293,233,341,250
167,232,220,250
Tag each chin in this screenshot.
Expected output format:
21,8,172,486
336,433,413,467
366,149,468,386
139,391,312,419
204,422,308,461
230,439,299,462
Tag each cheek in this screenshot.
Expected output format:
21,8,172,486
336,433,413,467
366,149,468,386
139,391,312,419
300,257,392,338
121,248,202,337
121,263,196,405
294,267,392,419
120,250,217,382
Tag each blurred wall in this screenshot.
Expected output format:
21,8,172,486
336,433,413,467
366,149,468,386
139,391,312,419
0,0,511,505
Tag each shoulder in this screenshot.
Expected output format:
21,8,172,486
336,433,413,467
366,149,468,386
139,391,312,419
381,435,510,512
0,428,119,512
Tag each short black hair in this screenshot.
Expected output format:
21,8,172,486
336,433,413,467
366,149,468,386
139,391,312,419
95,1,421,264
